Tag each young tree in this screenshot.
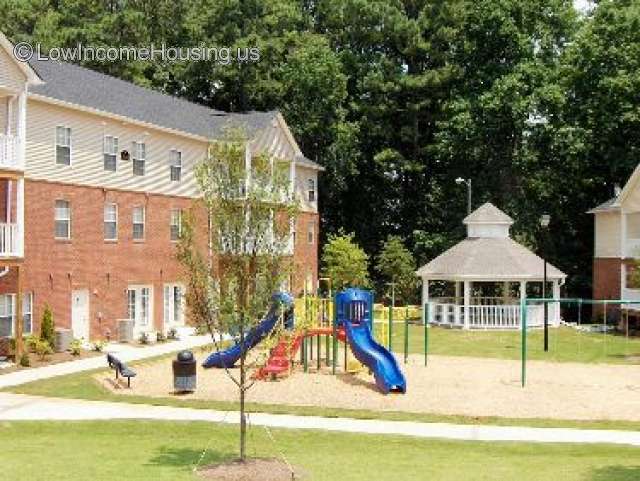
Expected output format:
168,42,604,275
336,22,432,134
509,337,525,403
321,232,370,290
176,129,297,461
375,235,417,305
40,305,55,348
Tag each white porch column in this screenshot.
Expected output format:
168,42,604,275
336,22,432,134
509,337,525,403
621,209,627,258
519,281,527,330
5,96,13,135
16,177,24,257
463,280,471,329
552,280,561,326
503,281,510,303
421,278,430,324
16,88,27,169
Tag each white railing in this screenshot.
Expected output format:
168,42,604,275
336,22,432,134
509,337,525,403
0,134,21,170
428,302,555,330
0,223,19,256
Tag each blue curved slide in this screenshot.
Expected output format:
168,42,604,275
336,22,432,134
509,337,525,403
202,292,294,369
343,319,407,394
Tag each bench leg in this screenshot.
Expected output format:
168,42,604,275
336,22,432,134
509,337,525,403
127,377,131,388
115,370,119,380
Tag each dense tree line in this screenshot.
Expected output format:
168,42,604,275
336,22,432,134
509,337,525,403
1,0,636,297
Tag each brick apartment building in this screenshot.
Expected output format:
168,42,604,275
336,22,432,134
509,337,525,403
0,32,321,345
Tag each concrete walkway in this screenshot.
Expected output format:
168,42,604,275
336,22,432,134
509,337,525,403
0,333,212,389
1,392,639,447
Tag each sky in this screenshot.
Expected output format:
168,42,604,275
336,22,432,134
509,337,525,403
574,0,593,14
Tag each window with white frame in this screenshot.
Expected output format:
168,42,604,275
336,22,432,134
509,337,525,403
132,206,145,240
127,286,151,327
103,135,118,171
0,293,32,337
307,220,315,244
56,126,71,165
307,178,316,202
170,208,182,241
104,203,118,240
132,141,146,176
169,150,182,181
54,200,71,239
164,284,184,326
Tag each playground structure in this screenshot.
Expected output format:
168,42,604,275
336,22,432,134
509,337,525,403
203,287,407,394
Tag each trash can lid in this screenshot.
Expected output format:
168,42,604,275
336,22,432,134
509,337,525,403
177,350,194,362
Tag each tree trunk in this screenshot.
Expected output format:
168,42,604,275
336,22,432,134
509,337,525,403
239,311,247,461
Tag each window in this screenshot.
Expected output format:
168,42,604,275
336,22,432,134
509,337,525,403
104,203,118,240
127,286,151,327
132,206,145,240
170,209,182,241
132,142,146,176
56,126,71,165
307,178,316,202
169,150,182,181
307,221,315,244
164,284,184,326
103,135,118,171
0,293,31,337
54,200,71,239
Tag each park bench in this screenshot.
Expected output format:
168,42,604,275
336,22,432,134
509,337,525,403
106,353,137,388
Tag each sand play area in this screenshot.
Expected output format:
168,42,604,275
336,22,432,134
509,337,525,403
98,353,640,422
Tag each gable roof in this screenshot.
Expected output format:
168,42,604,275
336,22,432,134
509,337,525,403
587,197,619,214
0,32,43,86
416,237,566,280
24,57,323,170
463,202,514,225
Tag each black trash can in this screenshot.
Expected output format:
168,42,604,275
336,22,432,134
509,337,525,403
172,350,197,393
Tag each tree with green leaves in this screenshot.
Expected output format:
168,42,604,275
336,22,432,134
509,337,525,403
40,304,55,348
321,232,370,290
176,129,298,461
375,235,417,305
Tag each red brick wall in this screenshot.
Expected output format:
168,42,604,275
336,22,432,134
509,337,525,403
0,179,318,339
593,257,622,301
292,211,319,296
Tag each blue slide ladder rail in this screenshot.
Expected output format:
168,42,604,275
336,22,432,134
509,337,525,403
202,292,294,369
336,288,407,394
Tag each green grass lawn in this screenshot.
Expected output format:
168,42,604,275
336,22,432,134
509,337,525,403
3,421,640,481
376,324,640,364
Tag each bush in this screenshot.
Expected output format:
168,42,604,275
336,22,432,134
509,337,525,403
156,331,166,343
40,305,55,348
24,335,38,353
91,340,107,352
138,332,149,345
69,339,82,356
34,339,53,361
19,352,30,367
167,328,178,340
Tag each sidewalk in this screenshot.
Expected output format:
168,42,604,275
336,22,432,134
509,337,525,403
0,333,212,389
1,392,639,446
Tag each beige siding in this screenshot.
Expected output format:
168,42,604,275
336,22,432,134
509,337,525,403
594,211,621,258
295,165,318,213
0,95,17,134
25,99,207,197
0,46,26,92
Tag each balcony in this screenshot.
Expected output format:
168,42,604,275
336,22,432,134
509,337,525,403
0,134,22,171
0,222,20,257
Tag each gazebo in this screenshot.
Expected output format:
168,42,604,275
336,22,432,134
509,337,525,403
417,203,567,329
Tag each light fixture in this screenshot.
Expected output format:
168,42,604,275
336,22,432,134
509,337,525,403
540,214,551,228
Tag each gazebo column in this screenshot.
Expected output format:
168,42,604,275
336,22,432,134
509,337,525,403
503,282,510,303
421,278,429,312
519,281,527,330
454,281,461,325
552,280,561,326
463,280,471,329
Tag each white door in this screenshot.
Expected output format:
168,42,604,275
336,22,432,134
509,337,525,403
127,285,153,334
163,283,185,330
71,289,90,340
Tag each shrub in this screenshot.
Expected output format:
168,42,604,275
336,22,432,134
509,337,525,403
34,339,53,361
91,340,107,352
24,335,38,353
40,305,55,348
138,332,149,345
167,328,178,340
69,339,82,356
19,352,30,367
156,331,166,343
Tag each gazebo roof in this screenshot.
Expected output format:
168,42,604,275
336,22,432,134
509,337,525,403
416,203,566,281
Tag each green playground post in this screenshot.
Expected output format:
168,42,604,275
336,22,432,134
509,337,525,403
316,333,321,371
388,304,393,351
520,297,527,388
303,336,308,373
424,302,429,366
332,300,338,375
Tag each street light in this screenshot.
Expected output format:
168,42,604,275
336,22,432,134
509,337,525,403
456,177,472,215
540,214,551,352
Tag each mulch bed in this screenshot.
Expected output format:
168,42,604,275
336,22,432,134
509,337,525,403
197,458,304,481
0,350,102,374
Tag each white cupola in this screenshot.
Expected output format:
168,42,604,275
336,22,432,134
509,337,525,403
463,202,514,238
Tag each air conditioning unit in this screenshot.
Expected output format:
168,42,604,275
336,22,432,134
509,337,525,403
118,319,134,343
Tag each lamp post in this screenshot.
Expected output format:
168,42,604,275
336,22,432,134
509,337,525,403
455,177,472,215
540,214,551,352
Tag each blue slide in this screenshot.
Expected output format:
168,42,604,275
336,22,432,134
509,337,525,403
343,320,407,394
202,292,294,369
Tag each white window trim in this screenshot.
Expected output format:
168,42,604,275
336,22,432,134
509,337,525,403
170,208,182,242
0,293,33,337
132,141,146,176
163,283,185,328
307,221,315,245
54,199,71,240
169,149,182,181
104,203,118,241
127,285,153,333
55,125,72,166
307,178,316,202
103,135,119,171
132,205,145,241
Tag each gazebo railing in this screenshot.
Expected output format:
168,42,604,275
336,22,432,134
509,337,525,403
429,302,551,330
430,296,521,306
